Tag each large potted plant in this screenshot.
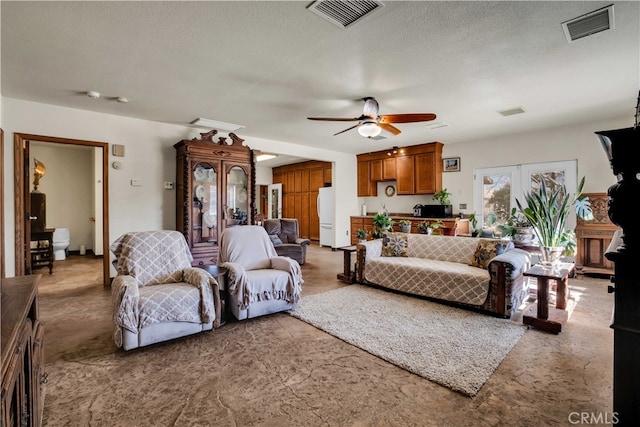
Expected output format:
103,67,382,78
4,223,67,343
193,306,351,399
516,176,593,264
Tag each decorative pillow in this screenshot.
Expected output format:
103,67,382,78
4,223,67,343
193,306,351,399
269,235,283,245
382,232,408,257
469,238,512,269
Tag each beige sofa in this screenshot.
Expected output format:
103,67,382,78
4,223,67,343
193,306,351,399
356,234,531,318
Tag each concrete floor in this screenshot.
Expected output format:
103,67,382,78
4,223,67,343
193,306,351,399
38,244,614,426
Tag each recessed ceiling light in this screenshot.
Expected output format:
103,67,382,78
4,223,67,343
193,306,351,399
86,91,100,99
425,122,450,130
190,118,244,132
256,153,277,162
498,107,526,117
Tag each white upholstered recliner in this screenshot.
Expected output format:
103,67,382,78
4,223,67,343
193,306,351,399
218,225,303,320
110,230,221,351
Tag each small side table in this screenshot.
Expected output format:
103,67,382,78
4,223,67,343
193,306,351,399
523,262,575,334
337,245,358,284
198,265,228,326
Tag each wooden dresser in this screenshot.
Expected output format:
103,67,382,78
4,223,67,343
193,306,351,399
575,192,619,276
1,275,46,426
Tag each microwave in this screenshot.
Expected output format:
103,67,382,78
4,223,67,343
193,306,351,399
416,205,452,218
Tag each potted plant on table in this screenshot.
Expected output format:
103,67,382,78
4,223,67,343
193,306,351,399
398,219,412,233
417,221,432,234
516,176,593,264
468,213,480,237
356,228,369,243
429,219,445,235
372,213,394,238
496,207,534,246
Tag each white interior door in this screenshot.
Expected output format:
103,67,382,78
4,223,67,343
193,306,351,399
267,183,282,219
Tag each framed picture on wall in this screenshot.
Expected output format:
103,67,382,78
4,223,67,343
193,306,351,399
443,157,461,172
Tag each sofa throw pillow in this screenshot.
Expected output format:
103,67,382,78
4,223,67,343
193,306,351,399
469,238,512,269
269,235,283,246
382,232,409,257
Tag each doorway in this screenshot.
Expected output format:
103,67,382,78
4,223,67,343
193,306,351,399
14,133,110,286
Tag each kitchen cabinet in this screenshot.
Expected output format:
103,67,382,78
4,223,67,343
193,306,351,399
415,152,439,194
175,130,254,266
357,161,377,196
272,160,332,240
370,159,383,182
356,142,442,196
395,156,415,195
383,158,396,180
349,215,468,245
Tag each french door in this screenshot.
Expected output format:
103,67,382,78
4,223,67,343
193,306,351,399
474,160,578,230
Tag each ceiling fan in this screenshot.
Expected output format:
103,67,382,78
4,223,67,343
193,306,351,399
307,97,437,138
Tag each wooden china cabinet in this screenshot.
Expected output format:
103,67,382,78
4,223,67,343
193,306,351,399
174,130,255,266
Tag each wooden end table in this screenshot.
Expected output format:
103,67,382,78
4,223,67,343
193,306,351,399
337,245,358,284
198,265,228,326
523,262,575,334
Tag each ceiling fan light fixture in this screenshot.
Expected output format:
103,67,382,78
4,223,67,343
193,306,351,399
358,122,382,138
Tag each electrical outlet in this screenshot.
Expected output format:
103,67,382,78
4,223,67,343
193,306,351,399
346,230,349,235
131,179,142,187
459,203,467,210
164,182,174,190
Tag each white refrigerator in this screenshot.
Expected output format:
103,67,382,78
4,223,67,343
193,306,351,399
318,187,334,248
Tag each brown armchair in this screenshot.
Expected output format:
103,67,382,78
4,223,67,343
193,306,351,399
263,218,311,265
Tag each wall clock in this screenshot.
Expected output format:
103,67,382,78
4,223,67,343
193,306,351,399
385,185,396,197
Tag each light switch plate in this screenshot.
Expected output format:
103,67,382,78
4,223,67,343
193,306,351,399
164,182,174,190
459,203,467,210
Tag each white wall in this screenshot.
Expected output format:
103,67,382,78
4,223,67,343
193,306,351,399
30,143,93,252
2,97,630,277
255,165,272,186
359,116,629,217
440,116,628,216
1,97,358,276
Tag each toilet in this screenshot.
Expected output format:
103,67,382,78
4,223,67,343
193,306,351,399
52,228,70,260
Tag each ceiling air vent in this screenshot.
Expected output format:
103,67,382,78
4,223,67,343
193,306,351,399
498,107,526,117
562,4,614,43
308,0,384,29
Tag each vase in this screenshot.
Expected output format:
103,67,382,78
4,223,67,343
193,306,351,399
540,246,564,265
400,225,411,233
512,226,534,246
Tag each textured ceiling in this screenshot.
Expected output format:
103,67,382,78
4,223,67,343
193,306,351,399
2,1,638,159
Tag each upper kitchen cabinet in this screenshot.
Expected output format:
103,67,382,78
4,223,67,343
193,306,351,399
356,142,443,196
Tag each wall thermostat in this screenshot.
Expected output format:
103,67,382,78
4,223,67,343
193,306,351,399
112,161,123,170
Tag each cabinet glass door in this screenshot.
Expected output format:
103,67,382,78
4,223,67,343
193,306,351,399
192,163,218,245
226,166,248,226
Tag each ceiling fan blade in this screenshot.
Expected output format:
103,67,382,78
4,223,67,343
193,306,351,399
379,113,437,124
308,117,360,122
333,124,360,136
378,123,402,135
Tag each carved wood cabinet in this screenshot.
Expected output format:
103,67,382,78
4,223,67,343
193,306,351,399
575,192,619,276
1,275,46,427
174,131,255,266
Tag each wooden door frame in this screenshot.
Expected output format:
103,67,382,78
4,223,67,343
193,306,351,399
14,133,110,286
1,129,5,279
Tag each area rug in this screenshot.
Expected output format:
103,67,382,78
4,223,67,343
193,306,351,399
289,285,527,397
